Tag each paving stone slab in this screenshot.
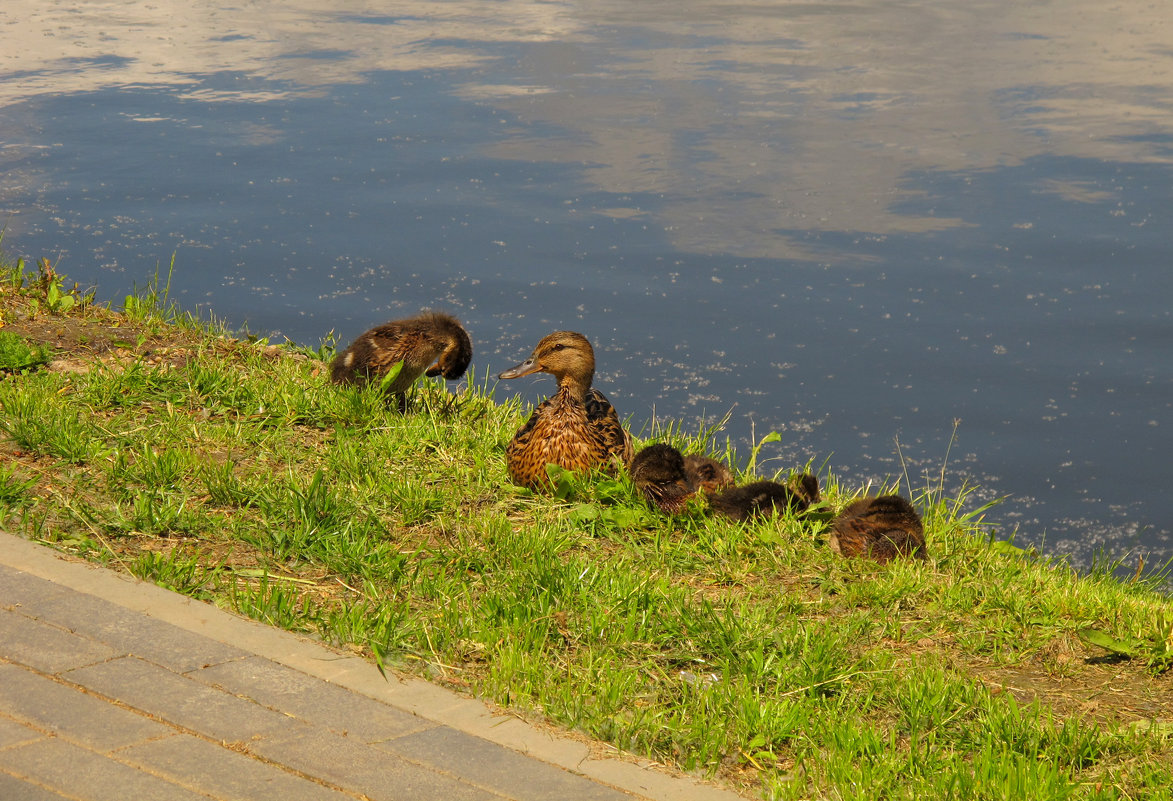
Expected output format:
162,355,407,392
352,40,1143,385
0,715,45,751
378,725,632,801
64,656,301,744
196,656,435,743
0,663,170,752
19,586,248,673
0,565,73,610
0,771,75,801
0,739,210,801
250,726,502,801
118,732,354,801
0,531,746,801
0,607,119,674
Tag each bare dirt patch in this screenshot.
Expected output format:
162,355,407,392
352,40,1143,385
1,292,220,372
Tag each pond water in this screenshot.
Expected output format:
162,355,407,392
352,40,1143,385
2,0,1170,573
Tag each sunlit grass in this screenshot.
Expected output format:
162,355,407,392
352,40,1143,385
1,251,1172,800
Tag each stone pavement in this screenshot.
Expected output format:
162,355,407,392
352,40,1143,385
0,531,743,801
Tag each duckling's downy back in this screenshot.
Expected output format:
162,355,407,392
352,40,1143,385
331,312,472,399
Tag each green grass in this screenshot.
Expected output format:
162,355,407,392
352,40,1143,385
0,330,53,372
1,250,1171,800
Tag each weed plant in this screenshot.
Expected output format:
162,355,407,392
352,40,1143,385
1,251,1171,800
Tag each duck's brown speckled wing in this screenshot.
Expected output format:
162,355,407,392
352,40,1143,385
584,388,634,467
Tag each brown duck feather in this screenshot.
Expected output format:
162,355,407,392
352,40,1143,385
682,454,735,495
709,474,820,521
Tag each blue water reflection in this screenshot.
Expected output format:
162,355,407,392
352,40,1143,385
1,0,1169,571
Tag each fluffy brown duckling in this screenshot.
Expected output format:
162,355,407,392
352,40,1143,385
497,331,634,491
630,444,737,513
630,443,695,513
829,494,927,563
330,312,472,410
709,473,820,522
683,454,735,495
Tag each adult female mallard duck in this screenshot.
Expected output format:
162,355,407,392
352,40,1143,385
497,331,634,491
829,494,927,562
710,473,820,522
630,443,736,513
330,312,472,410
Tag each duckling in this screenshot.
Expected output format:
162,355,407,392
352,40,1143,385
330,312,472,411
682,454,735,495
631,444,738,513
631,443,695,513
829,495,927,563
497,331,634,491
709,473,820,522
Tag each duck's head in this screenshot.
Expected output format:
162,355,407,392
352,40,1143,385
497,331,596,386
793,473,821,507
422,313,473,380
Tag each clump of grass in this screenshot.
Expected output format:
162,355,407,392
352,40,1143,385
1078,617,1173,674
129,549,221,599
0,378,110,464
0,463,37,515
120,251,219,333
0,331,52,372
1,253,1171,800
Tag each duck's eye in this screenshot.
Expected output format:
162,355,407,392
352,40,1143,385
551,344,567,351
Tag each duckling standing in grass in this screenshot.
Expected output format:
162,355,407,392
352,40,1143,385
497,331,634,491
829,494,927,563
330,312,472,411
709,473,820,522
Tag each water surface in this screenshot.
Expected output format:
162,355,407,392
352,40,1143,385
2,0,1170,571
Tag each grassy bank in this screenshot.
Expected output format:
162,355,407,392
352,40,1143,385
1,252,1171,800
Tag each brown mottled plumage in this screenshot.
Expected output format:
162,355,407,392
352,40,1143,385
497,331,634,491
330,312,472,410
709,473,820,522
829,495,926,563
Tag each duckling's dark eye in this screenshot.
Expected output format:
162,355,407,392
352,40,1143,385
552,344,567,351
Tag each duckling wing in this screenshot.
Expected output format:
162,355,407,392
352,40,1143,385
584,388,634,466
